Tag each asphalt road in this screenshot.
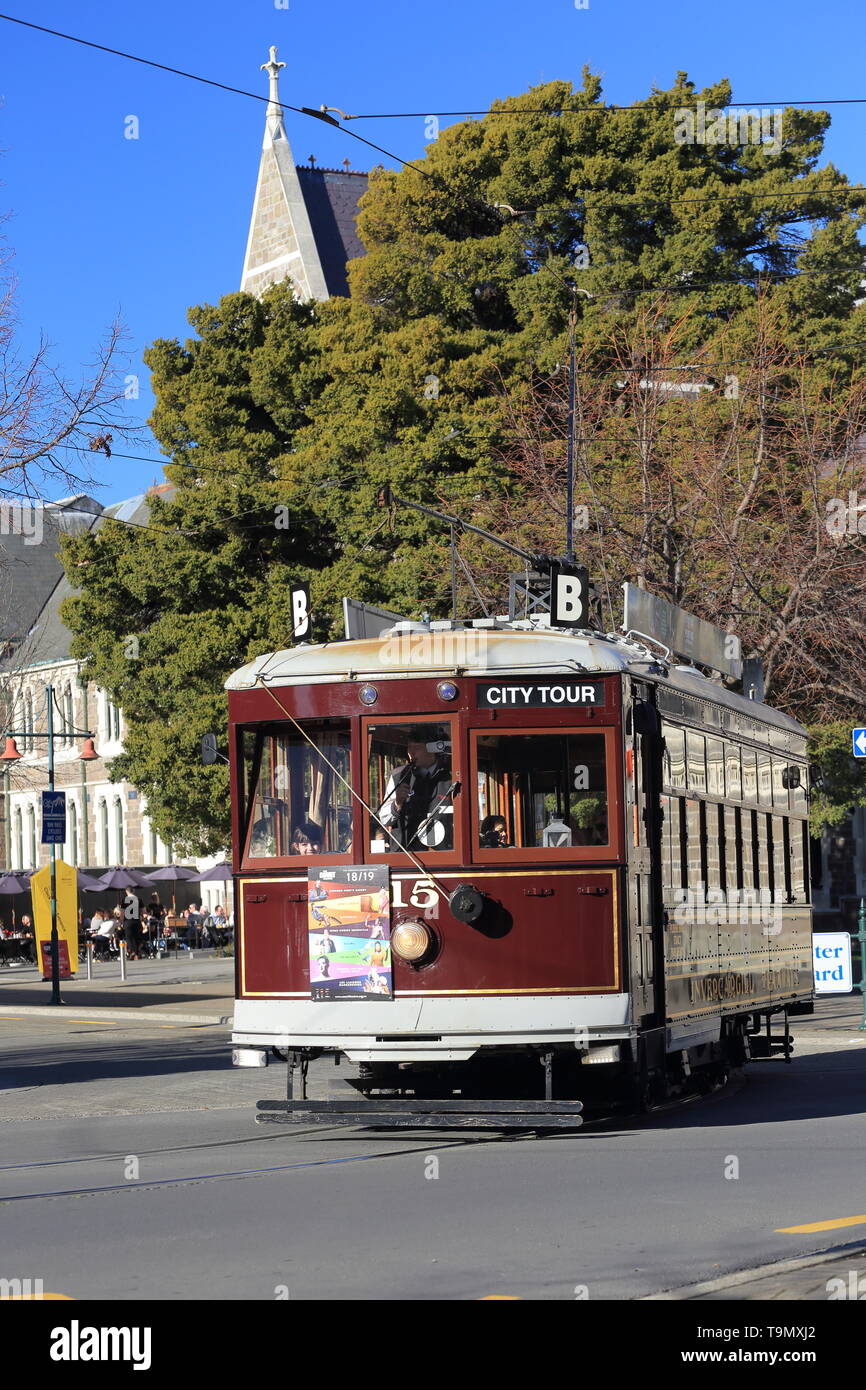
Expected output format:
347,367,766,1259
2,1011,866,1300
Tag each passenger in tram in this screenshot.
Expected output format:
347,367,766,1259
290,824,321,856
479,815,509,848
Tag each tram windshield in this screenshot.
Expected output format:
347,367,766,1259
475,731,609,850
243,722,352,859
367,721,455,854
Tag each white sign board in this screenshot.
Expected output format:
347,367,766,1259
813,932,853,994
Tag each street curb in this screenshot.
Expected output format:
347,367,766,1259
640,1240,866,1300
0,1005,233,1026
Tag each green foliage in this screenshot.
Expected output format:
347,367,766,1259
808,724,866,833
60,71,866,847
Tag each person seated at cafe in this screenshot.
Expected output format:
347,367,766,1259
18,914,35,963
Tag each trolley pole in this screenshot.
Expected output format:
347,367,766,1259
858,899,866,1031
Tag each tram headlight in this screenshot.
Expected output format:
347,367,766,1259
359,684,378,705
391,918,434,963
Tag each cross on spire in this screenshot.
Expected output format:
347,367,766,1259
261,45,285,110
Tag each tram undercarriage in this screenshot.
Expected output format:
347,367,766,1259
252,1006,796,1130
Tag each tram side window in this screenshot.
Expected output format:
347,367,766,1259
686,730,707,794
684,798,704,891
754,812,770,892
740,809,757,893
663,725,686,790
725,742,742,801
741,748,758,804
369,722,454,854
771,815,789,903
661,795,686,905
244,722,352,859
705,803,723,889
790,768,808,819
706,737,725,799
723,806,740,897
772,759,790,812
475,732,608,850
790,822,807,901
757,751,773,807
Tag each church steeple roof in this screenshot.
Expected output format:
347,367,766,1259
240,47,368,301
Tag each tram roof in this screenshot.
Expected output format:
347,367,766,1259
226,621,808,739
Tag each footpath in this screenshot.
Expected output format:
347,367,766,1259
0,955,235,1026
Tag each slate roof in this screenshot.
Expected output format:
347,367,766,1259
0,496,102,656
296,168,369,297
0,487,174,674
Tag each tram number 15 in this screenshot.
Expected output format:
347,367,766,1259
392,878,438,911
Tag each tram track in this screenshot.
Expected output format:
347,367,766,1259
0,1073,741,1205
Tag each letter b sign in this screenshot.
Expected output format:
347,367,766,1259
550,565,590,629
291,584,311,640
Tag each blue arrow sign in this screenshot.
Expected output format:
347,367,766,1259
854,729,866,758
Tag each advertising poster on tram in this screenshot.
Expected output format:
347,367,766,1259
307,866,392,1000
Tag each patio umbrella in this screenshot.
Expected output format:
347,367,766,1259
98,867,152,890
0,873,31,894
188,863,233,882
77,870,108,892
144,863,198,912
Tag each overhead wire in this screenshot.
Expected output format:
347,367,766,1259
1,13,865,214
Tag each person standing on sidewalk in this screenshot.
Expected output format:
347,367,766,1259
186,903,203,949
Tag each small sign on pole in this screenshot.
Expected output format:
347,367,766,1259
290,584,311,640
41,790,66,845
550,564,590,629
813,932,853,994
852,728,866,758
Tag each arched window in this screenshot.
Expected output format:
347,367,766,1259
26,804,37,868
113,797,124,863
98,799,109,866
12,807,22,871
66,801,79,866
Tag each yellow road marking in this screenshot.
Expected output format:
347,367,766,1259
776,1214,866,1234
0,1015,119,1026
2,1293,72,1300
479,1295,521,1300
61,1019,118,1026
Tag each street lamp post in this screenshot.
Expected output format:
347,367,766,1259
1,685,98,1005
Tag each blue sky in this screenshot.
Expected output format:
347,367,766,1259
2,0,865,504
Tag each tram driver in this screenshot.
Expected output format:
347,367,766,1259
376,725,454,852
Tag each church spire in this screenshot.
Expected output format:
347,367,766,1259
240,46,329,301
261,45,286,140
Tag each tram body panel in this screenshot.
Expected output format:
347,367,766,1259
237,868,621,1001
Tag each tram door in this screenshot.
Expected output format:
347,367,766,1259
627,681,666,1028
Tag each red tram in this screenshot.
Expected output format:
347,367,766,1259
227,617,813,1128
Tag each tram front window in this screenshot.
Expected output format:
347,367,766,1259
368,722,454,853
475,731,609,850
243,722,352,859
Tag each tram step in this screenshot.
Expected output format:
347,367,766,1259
258,1097,584,1113
255,1097,584,1129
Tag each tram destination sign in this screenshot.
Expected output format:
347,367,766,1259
622,583,742,679
476,681,604,708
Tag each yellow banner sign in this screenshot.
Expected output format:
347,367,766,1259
31,860,79,977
